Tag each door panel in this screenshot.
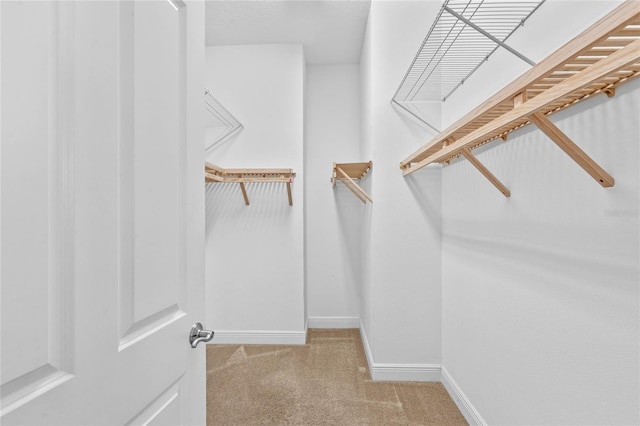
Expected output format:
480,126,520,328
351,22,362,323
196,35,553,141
125,380,182,426
1,1,74,413
118,0,188,349
1,1,205,424
131,0,184,325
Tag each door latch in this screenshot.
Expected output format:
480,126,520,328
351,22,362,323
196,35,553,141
189,322,214,348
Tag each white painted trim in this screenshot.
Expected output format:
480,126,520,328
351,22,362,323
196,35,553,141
441,367,487,426
359,320,441,382
359,320,375,373
370,363,441,382
211,330,306,345
307,316,360,329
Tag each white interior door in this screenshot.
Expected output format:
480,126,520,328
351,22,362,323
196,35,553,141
1,1,206,425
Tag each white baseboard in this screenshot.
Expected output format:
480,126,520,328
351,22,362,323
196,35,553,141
307,316,360,329
359,320,441,382
441,367,487,426
211,330,306,345
370,363,441,382
359,320,376,374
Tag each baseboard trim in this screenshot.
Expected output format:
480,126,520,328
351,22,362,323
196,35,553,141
371,363,441,382
359,320,441,382
359,320,375,375
307,316,360,329
441,367,487,426
211,330,306,345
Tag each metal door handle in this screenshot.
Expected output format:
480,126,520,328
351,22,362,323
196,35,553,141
189,322,214,348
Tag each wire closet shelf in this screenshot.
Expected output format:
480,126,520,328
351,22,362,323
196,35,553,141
204,88,243,153
393,0,545,105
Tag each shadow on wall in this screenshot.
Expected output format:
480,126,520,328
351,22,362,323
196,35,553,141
404,170,442,237
205,182,232,236
391,100,441,135
205,181,294,238
393,99,443,236
334,184,366,286
205,128,243,155
443,224,638,352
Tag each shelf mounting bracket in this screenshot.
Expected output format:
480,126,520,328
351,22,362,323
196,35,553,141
460,148,511,197
529,112,614,187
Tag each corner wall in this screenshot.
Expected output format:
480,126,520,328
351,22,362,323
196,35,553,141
440,2,639,424
204,44,305,344
304,64,362,328
359,8,374,352
359,0,443,380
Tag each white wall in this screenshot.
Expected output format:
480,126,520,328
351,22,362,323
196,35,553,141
304,64,362,328
204,44,305,343
359,1,443,378
440,2,639,424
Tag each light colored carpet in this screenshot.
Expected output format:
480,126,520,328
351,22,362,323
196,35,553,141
207,329,467,425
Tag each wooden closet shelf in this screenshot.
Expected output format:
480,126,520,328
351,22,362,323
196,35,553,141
205,162,296,206
399,1,640,196
331,161,373,204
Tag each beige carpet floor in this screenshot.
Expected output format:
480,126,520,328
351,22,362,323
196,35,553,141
206,329,467,425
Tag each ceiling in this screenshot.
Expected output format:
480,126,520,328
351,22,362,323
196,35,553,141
204,0,372,65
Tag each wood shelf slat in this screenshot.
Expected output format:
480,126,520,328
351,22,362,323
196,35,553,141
205,162,296,206
399,1,640,172
331,161,373,203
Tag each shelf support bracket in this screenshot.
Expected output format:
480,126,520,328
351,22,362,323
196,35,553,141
529,112,614,187
286,181,293,206
338,176,366,203
391,99,441,133
336,166,373,204
460,148,511,197
239,182,250,205
331,162,337,187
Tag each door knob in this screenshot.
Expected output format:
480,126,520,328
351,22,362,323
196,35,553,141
189,322,214,348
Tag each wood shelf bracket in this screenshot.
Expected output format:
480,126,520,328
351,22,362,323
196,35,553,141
460,149,511,197
205,162,296,206
331,162,373,204
398,1,640,193
529,113,614,187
